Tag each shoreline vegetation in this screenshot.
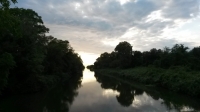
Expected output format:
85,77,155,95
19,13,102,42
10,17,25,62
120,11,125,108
0,1,84,95
94,67,200,97
87,41,200,97
94,71,200,110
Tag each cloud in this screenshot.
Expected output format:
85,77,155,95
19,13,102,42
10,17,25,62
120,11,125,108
14,0,200,55
45,24,114,54
162,0,199,19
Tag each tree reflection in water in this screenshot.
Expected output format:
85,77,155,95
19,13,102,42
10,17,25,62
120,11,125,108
95,73,144,107
94,72,200,111
0,74,83,112
42,75,82,112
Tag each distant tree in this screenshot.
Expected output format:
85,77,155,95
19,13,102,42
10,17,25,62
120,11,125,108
190,46,200,58
171,44,189,66
91,41,200,72
115,41,132,56
159,47,172,68
86,65,94,71
94,52,111,68
141,48,162,66
114,41,132,68
131,51,142,67
142,51,150,66
189,46,200,70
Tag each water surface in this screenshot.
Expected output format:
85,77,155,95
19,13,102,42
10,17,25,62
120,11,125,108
70,69,200,112
0,69,200,112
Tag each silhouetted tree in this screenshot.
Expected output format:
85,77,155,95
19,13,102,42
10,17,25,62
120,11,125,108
114,41,132,68
189,46,200,70
0,2,84,94
131,51,142,67
171,44,189,66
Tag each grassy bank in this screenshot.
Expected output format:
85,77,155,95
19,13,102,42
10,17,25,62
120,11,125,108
95,66,200,97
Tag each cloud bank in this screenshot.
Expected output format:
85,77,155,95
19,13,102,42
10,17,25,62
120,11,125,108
16,0,200,54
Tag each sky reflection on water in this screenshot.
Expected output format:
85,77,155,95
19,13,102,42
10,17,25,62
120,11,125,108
69,69,192,112
81,69,96,84
0,69,198,112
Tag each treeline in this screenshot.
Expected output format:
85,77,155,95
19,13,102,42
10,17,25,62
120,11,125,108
88,41,200,96
88,41,200,70
0,1,84,94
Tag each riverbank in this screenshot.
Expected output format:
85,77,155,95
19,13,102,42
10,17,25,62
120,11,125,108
94,66,200,97
95,72,200,110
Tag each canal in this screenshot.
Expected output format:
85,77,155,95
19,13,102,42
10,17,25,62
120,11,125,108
0,69,200,112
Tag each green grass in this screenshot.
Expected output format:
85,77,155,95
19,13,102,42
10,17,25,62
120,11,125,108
95,66,200,97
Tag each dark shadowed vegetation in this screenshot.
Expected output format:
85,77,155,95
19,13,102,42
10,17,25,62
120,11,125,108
88,41,200,96
0,0,84,95
0,73,82,112
95,72,200,111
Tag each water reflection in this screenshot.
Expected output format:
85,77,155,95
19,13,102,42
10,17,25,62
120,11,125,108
1,70,200,112
0,74,83,112
94,72,200,112
70,70,176,112
82,69,96,84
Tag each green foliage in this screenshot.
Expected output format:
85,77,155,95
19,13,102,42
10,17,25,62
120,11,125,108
95,70,200,110
96,67,200,96
0,53,15,93
0,2,84,95
90,41,200,97
91,42,200,71
0,72,83,112
115,41,132,68
131,51,142,67
115,41,132,56
93,41,132,69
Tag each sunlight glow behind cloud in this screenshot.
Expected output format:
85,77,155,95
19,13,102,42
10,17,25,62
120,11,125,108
117,0,131,5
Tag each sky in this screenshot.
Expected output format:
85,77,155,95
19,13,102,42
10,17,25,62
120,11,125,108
14,0,200,65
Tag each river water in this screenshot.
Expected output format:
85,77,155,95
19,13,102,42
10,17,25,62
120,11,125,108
0,69,200,112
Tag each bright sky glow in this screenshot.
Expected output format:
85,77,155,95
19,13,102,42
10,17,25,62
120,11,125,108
75,3,81,9
145,10,171,23
102,39,120,47
78,51,99,66
81,69,96,84
120,27,140,39
117,0,130,5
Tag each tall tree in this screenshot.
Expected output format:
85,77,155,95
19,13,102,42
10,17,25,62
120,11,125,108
114,41,132,68
171,44,189,66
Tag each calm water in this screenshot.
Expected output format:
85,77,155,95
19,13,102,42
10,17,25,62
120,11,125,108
0,69,200,112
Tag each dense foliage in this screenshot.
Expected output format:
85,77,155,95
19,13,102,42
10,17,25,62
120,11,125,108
0,1,84,95
96,67,200,96
0,73,83,112
90,41,200,70
95,70,200,110
89,41,200,96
